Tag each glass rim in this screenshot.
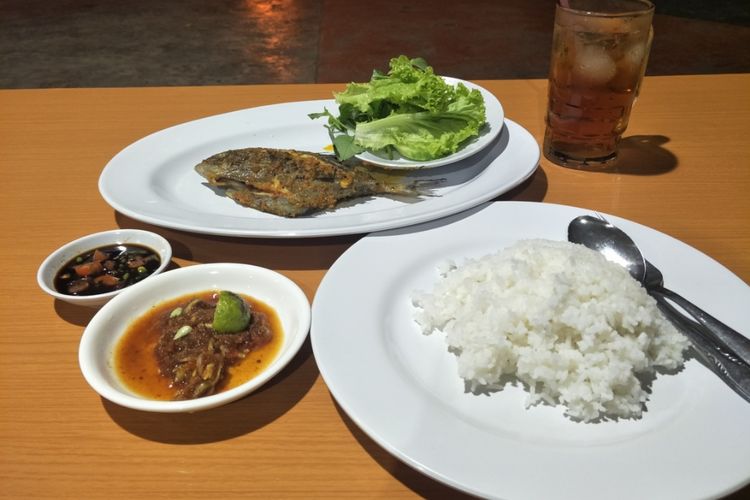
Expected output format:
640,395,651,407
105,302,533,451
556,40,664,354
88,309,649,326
556,0,654,18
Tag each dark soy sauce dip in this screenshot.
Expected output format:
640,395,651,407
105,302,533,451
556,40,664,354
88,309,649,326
54,244,161,296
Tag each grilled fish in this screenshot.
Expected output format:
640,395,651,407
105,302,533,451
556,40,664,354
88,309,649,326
195,147,435,217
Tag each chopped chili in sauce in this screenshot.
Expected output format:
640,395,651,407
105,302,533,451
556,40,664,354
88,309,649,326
114,291,283,400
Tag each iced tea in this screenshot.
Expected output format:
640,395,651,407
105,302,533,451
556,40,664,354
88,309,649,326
544,0,654,167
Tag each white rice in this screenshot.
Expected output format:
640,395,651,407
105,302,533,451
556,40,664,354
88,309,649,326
412,239,688,422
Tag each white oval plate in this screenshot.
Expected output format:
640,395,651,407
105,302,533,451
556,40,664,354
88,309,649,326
311,201,750,500
354,77,504,169
98,100,538,238
79,263,311,413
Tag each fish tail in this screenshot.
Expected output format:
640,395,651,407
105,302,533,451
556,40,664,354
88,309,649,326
378,177,446,196
408,178,446,195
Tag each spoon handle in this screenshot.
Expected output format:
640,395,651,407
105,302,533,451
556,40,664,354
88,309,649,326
653,285,750,366
652,291,750,403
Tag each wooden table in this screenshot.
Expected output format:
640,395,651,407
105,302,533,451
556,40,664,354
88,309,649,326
2,74,749,499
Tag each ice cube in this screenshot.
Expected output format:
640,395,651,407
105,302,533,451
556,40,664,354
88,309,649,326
575,16,631,35
574,45,617,85
609,41,649,91
625,41,647,68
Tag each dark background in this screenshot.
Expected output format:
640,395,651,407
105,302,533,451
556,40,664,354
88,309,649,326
2,0,749,88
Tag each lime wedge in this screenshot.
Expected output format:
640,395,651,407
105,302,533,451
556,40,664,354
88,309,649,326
212,291,251,333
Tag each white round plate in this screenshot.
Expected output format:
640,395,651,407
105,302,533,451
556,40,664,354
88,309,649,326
79,263,311,413
354,77,504,169
311,201,750,500
98,100,538,238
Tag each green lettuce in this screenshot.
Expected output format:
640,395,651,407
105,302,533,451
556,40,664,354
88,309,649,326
309,56,486,161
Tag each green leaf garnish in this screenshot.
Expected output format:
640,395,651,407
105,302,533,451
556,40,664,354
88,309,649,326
309,55,486,162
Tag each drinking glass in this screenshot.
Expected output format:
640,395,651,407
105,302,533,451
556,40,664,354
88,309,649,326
544,0,654,168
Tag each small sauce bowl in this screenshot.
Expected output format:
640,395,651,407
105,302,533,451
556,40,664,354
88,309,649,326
78,263,311,412
37,229,172,307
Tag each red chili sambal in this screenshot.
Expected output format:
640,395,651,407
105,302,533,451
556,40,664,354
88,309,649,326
114,291,283,401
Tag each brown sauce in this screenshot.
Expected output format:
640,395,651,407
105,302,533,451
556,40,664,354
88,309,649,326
114,290,283,400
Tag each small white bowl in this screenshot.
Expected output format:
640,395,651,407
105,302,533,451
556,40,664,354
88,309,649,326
37,229,172,308
78,263,311,413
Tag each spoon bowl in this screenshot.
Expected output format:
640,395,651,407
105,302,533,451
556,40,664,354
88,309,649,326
567,215,646,283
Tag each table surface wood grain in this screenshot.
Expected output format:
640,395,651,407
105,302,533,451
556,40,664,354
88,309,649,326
1,74,748,499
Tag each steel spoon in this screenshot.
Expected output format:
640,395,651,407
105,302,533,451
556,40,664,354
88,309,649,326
568,214,750,402
643,260,750,364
